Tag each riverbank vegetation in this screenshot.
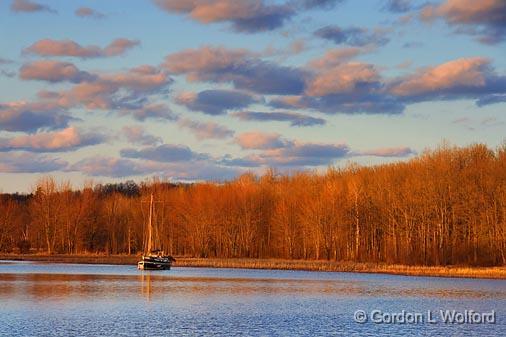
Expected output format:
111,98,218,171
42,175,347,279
1,254,505,279
1,143,505,267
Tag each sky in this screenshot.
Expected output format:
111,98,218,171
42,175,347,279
0,0,505,193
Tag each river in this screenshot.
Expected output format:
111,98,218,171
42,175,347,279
0,261,504,336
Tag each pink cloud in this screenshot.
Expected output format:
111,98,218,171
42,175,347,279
235,132,287,150
153,0,293,33
306,62,380,96
224,138,350,167
235,131,290,150
420,0,506,44
390,57,489,96
41,66,172,116
164,45,305,95
103,65,169,91
0,127,106,152
24,38,139,58
421,0,503,24
19,60,95,83
164,46,251,78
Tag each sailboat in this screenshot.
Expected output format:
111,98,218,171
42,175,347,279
137,194,175,270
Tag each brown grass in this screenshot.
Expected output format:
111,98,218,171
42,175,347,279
174,257,506,279
1,254,505,279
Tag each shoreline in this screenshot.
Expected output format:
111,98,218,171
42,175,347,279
1,254,505,279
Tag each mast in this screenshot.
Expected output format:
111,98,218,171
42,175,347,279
147,193,153,254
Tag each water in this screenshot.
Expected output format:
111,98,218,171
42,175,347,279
0,261,505,336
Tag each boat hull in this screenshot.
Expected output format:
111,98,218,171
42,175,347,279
137,255,173,270
137,260,171,270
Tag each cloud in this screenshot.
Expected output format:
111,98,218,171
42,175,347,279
225,133,416,168
0,152,66,173
24,38,140,58
296,0,344,9
19,62,174,117
235,131,288,150
420,0,506,44
178,118,235,140
163,46,306,95
175,89,256,115
307,47,372,69
41,65,173,119
314,25,390,47
280,55,506,114
269,142,350,166
69,157,161,177
0,101,75,132
1,70,16,78
153,0,294,33
120,144,208,162
101,65,170,93
306,62,381,96
383,0,413,13
310,94,406,114
120,103,177,121
388,57,506,103
19,60,96,83
232,111,326,127
227,131,351,167
223,138,351,167
75,7,105,19
476,94,506,106
402,41,423,48
122,126,162,146
256,53,406,115
0,58,13,65
269,93,405,115
163,46,251,74
271,55,506,114
10,0,56,13
69,155,241,180
153,0,347,33
356,146,415,157
0,127,106,152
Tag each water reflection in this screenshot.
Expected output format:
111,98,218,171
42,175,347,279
140,272,152,301
0,272,504,301
0,262,505,337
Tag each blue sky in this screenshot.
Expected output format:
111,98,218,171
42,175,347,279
0,0,505,193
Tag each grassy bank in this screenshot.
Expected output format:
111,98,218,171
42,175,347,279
1,254,505,279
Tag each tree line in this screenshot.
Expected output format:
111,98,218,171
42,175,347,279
1,143,505,266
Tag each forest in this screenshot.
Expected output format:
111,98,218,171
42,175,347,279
1,143,505,266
